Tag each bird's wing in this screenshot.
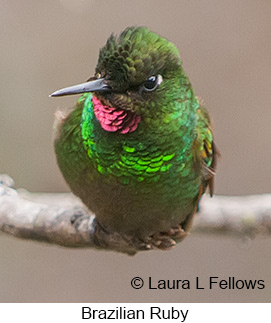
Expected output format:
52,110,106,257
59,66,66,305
195,103,218,197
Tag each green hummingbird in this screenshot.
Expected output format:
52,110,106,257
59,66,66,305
51,26,217,251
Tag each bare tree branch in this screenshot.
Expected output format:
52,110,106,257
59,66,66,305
0,174,270,255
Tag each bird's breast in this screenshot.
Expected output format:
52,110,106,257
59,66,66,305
80,93,199,187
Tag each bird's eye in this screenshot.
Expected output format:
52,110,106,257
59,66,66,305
142,75,163,92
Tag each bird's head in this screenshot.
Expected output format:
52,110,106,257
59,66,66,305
51,27,192,133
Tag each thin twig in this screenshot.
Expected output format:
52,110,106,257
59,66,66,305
0,174,270,255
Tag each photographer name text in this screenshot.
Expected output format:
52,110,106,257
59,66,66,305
130,276,265,290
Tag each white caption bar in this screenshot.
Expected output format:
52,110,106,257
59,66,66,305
0,303,269,323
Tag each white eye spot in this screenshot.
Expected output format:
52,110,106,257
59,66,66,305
142,74,163,92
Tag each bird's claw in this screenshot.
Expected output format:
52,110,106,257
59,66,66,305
151,235,176,250
91,221,189,253
145,224,188,250
168,225,189,241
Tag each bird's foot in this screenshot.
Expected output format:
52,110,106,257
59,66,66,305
137,233,176,251
167,225,189,242
91,220,191,254
150,234,177,250
145,225,189,251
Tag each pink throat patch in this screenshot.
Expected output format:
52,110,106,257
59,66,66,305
92,96,141,134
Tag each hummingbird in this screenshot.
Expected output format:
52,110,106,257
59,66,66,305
51,26,217,251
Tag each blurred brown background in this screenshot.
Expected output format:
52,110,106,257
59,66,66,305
0,0,270,302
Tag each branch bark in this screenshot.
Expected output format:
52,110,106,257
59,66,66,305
0,174,270,255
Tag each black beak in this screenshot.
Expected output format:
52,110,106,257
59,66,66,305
50,78,109,97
